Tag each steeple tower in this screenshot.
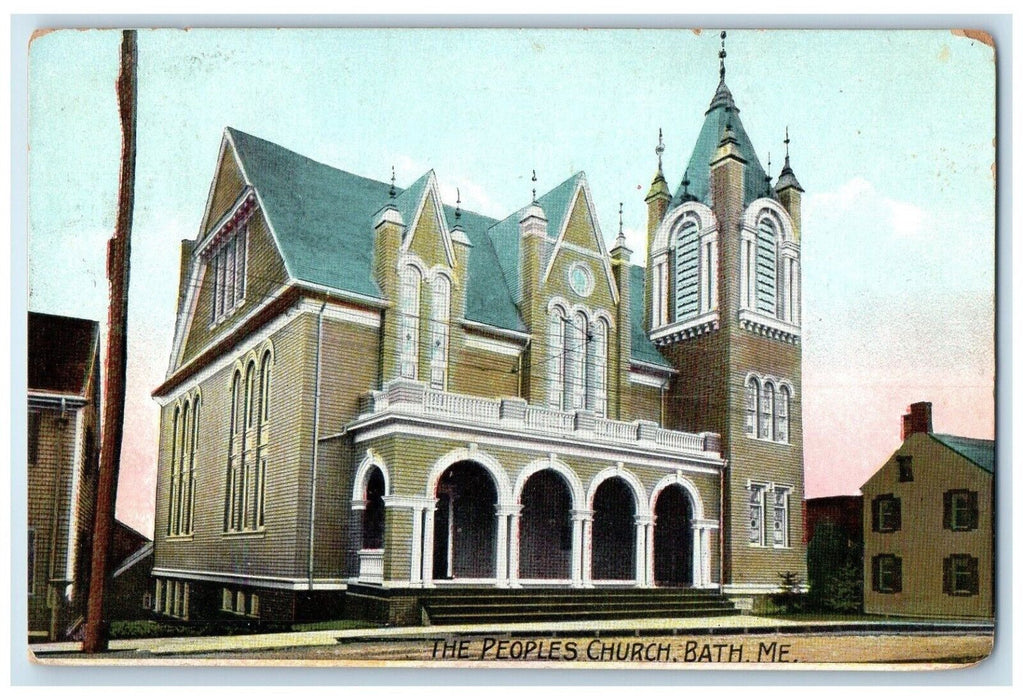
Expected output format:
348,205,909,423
644,30,806,595
775,127,805,240
645,128,672,331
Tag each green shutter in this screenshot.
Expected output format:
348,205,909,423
968,491,979,530
892,498,902,532
892,557,903,593
942,556,953,595
943,491,953,530
871,497,880,532
871,555,881,592
967,556,980,595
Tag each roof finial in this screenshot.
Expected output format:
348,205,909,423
655,127,665,171
719,30,727,82
682,168,691,195
618,202,624,235
784,126,791,166
455,187,462,221
531,169,537,204
389,166,396,199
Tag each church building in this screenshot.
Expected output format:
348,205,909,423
151,35,806,624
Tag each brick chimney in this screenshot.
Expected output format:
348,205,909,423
901,401,933,440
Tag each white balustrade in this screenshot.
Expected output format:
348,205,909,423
360,379,718,456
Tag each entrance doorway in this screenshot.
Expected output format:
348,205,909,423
432,461,497,579
519,470,573,579
653,484,694,587
591,477,636,580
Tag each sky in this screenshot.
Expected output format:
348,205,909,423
26,28,996,538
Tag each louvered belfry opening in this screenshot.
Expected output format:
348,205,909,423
654,484,694,587
592,477,637,580
519,470,573,580
432,462,497,579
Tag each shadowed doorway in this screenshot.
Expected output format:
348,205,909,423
519,470,573,579
432,462,497,579
591,477,636,581
653,484,693,587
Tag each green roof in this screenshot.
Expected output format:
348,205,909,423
670,80,772,210
486,172,586,301
228,127,387,300
931,434,995,474
629,264,672,368
226,128,658,361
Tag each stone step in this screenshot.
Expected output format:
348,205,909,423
426,606,741,624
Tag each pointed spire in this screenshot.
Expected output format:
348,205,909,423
776,126,804,192
389,166,396,199
679,168,697,203
719,30,727,82
455,187,462,221
656,127,665,173
531,169,537,204
612,201,631,256
764,152,773,196
618,202,625,238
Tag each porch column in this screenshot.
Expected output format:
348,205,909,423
495,504,511,586
701,527,712,588
570,509,592,588
645,517,656,587
506,505,523,588
576,509,595,587
691,524,704,589
409,505,424,586
421,502,436,587
634,515,652,586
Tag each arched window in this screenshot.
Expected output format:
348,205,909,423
167,406,180,536
362,468,386,550
745,376,760,437
760,381,775,440
547,306,566,409
755,218,778,316
776,385,790,444
429,274,450,389
566,311,588,410
186,396,199,534
256,351,272,528
586,317,608,416
399,265,422,379
674,220,700,320
226,372,242,532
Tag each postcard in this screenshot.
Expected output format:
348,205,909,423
24,26,996,671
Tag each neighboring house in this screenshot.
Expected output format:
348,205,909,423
27,312,101,642
861,402,994,619
805,495,862,546
151,50,807,623
108,521,155,622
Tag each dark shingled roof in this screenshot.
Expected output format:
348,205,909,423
28,312,99,396
225,127,660,359
931,434,995,474
670,79,771,210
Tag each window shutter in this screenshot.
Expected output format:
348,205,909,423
967,556,979,595
943,491,953,530
968,491,979,530
892,557,903,593
871,497,880,532
871,555,881,592
942,556,952,595
892,498,902,531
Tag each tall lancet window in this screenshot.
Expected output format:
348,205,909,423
674,220,700,320
547,306,566,409
429,274,450,389
745,376,759,437
564,312,587,410
760,381,775,440
775,385,790,444
755,218,778,316
399,264,421,379
585,317,608,417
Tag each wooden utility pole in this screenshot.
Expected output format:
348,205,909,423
83,29,137,654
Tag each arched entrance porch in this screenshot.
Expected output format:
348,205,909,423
432,461,498,580
653,484,693,586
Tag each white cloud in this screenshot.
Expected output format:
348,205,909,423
808,176,928,239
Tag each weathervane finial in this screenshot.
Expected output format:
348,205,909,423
719,30,727,81
655,128,665,171
389,166,396,199
455,187,462,221
531,169,537,204
784,126,791,165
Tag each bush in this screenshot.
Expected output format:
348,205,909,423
772,571,807,613
807,521,863,613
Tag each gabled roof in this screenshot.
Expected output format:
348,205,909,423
28,312,100,396
629,265,672,369
228,127,387,300
221,128,659,360
670,79,771,209
486,172,586,302
931,434,995,474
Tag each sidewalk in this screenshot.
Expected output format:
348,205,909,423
30,614,994,658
